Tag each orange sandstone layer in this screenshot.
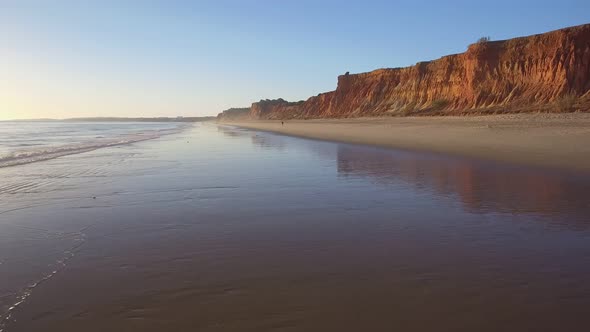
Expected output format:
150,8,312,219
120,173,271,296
218,24,590,120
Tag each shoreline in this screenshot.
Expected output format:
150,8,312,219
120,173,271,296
0,122,193,169
220,113,590,173
4,121,590,332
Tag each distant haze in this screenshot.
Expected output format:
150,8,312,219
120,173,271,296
1,0,588,120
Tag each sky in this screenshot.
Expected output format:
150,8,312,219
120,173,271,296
1,0,589,120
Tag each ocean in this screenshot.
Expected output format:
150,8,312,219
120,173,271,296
0,121,186,168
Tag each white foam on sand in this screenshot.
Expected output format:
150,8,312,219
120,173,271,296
0,228,88,332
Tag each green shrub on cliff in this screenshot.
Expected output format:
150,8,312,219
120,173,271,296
431,99,449,110
555,93,577,112
476,36,491,44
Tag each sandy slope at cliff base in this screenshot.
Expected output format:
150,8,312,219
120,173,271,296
221,113,590,172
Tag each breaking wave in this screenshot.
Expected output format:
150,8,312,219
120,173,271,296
0,125,189,169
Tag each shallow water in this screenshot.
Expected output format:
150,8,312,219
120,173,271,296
0,121,185,168
1,123,589,331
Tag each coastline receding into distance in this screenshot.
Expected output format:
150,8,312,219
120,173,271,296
215,24,590,173
218,24,590,123
220,113,590,173
3,3,590,331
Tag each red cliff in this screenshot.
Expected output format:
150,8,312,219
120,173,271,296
219,24,590,120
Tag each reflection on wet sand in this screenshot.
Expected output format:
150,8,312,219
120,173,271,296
233,123,590,226
336,145,590,224
218,125,288,150
5,124,590,332
217,125,250,137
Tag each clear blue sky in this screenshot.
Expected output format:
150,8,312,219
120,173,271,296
1,0,588,119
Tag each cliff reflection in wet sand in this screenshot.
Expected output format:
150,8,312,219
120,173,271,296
336,145,590,224
231,123,590,227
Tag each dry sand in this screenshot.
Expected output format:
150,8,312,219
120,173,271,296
221,113,590,172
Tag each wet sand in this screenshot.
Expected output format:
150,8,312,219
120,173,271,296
2,124,590,331
222,113,590,172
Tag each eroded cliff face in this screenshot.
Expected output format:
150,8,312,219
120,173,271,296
216,108,251,121
250,99,304,119
218,24,590,120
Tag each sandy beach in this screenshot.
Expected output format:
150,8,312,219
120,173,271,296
4,3,590,331
221,113,590,172
2,123,590,331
